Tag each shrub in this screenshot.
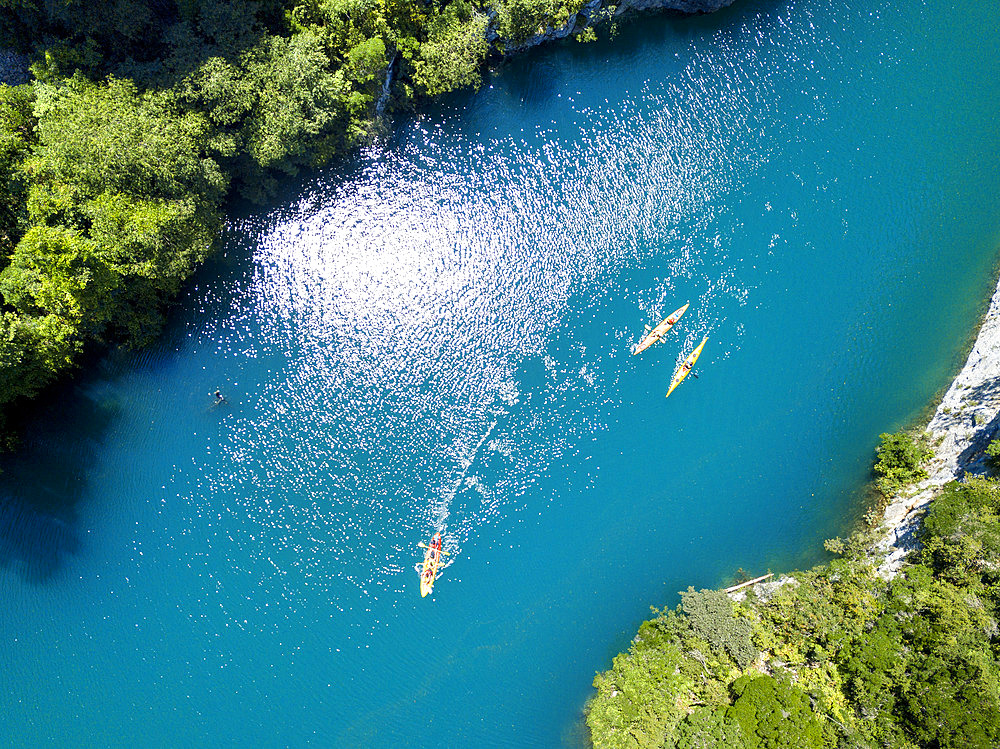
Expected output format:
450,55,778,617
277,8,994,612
681,588,757,669
919,478,1000,587
985,438,1000,472
873,431,932,498
674,706,747,749
726,675,823,749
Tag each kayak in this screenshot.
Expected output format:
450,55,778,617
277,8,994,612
666,337,708,398
419,532,443,597
632,303,690,355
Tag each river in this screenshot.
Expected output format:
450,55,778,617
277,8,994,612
3,0,1000,746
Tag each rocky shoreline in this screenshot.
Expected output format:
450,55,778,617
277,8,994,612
874,270,1000,575
727,271,1000,599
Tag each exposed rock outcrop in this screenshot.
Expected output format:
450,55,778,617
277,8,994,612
376,51,400,117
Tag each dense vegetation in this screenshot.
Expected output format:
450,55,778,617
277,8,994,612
0,0,598,440
873,430,933,500
587,433,1000,748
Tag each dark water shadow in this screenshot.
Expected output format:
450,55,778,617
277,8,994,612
436,0,791,122
0,138,371,589
0,385,120,584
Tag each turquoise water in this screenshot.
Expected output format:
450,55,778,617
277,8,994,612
4,0,1000,746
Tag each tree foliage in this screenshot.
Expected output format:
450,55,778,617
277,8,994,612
0,72,223,418
920,478,1000,587
680,588,756,669
588,452,1000,749
588,618,689,749
492,0,588,44
874,430,932,498
0,83,34,258
727,675,823,749
412,3,489,97
0,0,608,436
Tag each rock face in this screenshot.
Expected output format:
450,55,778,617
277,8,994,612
875,273,1000,576
376,52,400,117
495,0,738,55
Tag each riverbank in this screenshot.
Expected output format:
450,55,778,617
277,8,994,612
875,266,1000,575
586,264,1000,747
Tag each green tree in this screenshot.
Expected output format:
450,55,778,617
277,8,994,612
86,192,216,343
0,225,115,336
873,431,932,498
674,706,748,749
920,478,1000,588
681,588,757,669
236,30,354,198
588,619,689,749
493,0,557,43
726,675,823,749
412,5,489,97
0,83,35,259
0,310,79,406
27,74,226,209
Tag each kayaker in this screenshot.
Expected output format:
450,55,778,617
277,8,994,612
214,389,225,402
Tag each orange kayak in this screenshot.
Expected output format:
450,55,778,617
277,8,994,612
632,303,690,355
419,533,443,597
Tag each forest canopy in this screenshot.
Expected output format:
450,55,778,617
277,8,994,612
0,0,597,439
586,437,1000,749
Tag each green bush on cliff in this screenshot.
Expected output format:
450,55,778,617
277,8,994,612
588,617,689,749
492,0,590,43
984,438,1000,472
919,477,1000,587
673,706,746,749
874,430,932,498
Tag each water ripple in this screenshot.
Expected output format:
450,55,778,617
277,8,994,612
172,46,786,626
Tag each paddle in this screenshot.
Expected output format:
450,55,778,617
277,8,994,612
418,542,451,555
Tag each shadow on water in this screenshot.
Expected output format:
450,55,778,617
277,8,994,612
0,385,120,584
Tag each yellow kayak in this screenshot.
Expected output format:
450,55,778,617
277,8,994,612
666,337,708,398
632,303,690,355
419,532,444,597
